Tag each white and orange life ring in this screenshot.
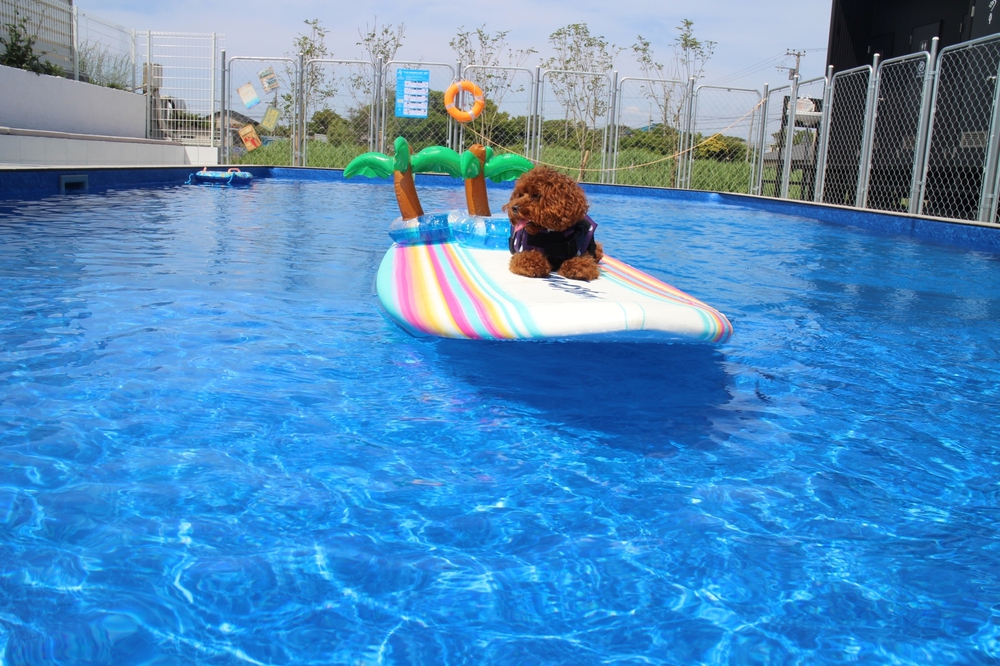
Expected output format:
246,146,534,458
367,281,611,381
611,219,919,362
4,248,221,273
444,80,485,123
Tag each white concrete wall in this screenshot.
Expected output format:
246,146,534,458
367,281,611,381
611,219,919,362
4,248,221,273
0,133,218,166
0,64,146,137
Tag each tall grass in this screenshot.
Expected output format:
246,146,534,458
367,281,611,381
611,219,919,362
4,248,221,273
231,140,762,195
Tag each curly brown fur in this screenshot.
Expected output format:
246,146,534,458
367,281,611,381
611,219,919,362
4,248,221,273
509,250,552,278
503,167,604,281
503,167,589,232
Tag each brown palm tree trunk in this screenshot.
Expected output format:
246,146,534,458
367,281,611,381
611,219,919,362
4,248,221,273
394,166,423,220
464,145,491,216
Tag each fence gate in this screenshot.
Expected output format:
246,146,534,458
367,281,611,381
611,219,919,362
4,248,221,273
537,69,614,183
136,31,221,146
690,86,762,194
611,77,687,187
862,50,935,213
459,65,535,157
758,84,792,197
225,57,297,166
302,59,377,169
919,34,1000,222
818,65,873,206
380,61,457,155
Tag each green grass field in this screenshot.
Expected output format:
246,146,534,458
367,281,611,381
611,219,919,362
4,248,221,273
231,140,781,197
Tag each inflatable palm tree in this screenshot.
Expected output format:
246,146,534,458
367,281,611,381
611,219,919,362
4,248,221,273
345,138,534,218
462,145,534,216
344,137,424,220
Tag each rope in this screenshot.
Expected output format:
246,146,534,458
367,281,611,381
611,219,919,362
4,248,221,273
461,97,767,174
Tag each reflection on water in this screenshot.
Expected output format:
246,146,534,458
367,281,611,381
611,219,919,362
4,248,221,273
434,339,733,455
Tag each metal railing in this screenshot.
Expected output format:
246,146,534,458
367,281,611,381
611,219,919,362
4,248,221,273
2,1,222,148
5,0,1000,228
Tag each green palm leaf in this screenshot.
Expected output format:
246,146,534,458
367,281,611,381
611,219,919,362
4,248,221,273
483,153,534,182
411,146,465,177
344,152,394,179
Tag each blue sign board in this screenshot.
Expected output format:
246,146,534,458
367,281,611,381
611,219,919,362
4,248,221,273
395,69,430,118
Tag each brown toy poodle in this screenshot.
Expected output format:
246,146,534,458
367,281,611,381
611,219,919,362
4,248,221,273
503,166,604,281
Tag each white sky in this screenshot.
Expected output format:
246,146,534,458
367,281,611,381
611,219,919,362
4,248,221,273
79,0,833,91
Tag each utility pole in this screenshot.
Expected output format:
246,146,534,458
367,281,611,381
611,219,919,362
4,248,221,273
777,49,807,79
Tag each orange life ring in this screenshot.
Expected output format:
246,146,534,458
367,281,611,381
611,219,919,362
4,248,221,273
444,80,485,123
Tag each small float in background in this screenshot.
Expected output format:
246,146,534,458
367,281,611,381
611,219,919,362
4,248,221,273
187,167,253,187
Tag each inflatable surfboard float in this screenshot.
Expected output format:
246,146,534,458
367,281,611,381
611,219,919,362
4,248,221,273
375,212,733,343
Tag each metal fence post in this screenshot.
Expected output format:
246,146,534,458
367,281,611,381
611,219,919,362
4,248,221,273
678,76,695,188
979,46,1000,222
210,34,218,149
813,66,835,202
295,52,304,166
780,75,800,199
456,61,464,152
534,68,544,162
601,70,617,184
145,30,152,139
375,57,384,154
753,83,769,195
855,53,881,208
71,5,78,81
131,30,137,93
219,49,226,164
610,71,621,184
687,76,697,188
908,38,938,214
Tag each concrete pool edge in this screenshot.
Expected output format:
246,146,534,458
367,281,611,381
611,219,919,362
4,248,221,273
1,165,997,254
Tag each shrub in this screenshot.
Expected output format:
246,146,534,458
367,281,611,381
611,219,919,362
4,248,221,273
0,15,64,76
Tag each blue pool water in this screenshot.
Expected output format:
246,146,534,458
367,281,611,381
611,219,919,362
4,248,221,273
1,176,999,665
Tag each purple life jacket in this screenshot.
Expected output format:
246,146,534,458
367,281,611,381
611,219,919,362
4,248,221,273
509,215,598,270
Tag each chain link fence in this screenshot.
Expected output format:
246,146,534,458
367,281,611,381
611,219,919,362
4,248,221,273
611,76,688,188
4,0,1000,228
818,65,872,206
537,69,613,183
303,59,377,169
758,84,792,197
920,35,1000,222
863,52,933,213
379,61,457,155
688,86,762,194
459,65,534,156
224,57,297,166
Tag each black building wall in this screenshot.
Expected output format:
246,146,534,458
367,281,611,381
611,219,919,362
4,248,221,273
826,0,995,72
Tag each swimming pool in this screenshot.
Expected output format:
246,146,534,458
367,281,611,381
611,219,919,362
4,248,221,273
1,171,998,664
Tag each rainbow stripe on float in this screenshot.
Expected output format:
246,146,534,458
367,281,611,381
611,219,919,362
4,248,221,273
598,256,733,343
376,241,733,343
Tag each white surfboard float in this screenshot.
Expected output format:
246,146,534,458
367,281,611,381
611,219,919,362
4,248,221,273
375,212,733,343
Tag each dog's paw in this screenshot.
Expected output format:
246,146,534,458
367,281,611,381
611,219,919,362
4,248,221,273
510,251,552,278
594,241,604,263
559,256,600,281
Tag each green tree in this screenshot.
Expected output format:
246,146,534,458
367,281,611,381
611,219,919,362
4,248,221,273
281,19,337,125
631,20,716,183
541,23,622,180
308,108,352,142
353,17,405,150
450,26,535,151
